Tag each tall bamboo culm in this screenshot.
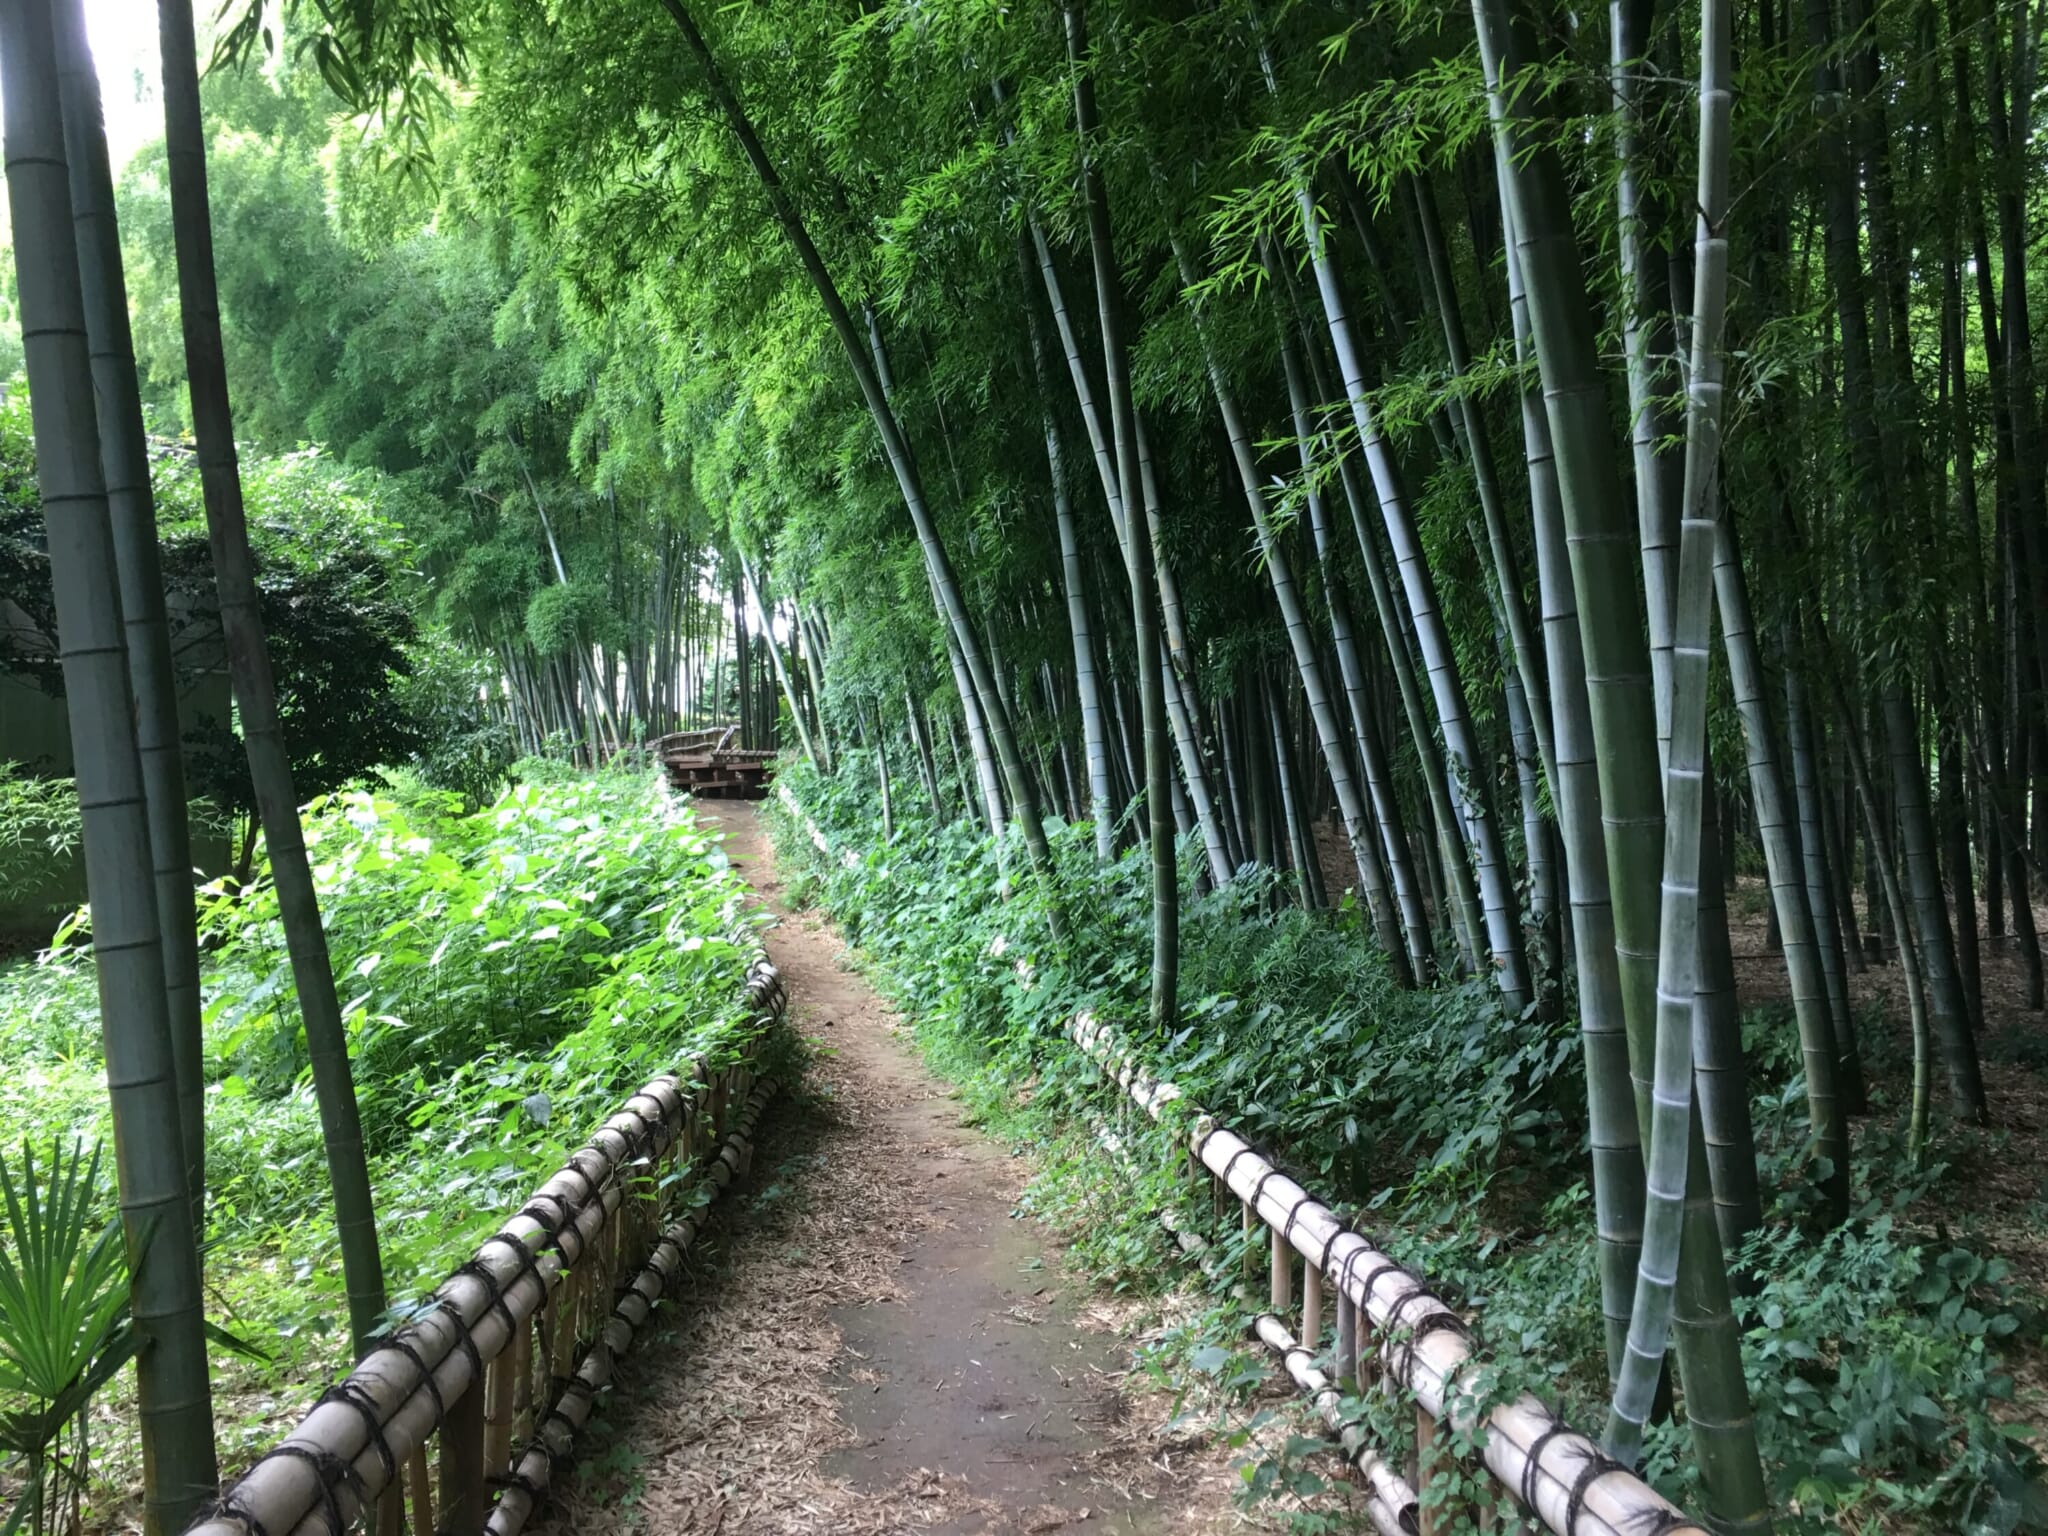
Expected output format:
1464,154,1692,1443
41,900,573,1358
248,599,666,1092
52,0,210,1223
1,1,219,1525
157,0,390,1357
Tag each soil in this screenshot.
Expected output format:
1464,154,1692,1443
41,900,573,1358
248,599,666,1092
531,802,1262,1535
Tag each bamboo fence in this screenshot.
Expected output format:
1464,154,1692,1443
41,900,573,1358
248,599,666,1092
776,788,1708,1536
184,941,786,1536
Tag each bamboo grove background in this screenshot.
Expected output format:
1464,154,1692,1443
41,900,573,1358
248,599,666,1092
7,0,2048,1531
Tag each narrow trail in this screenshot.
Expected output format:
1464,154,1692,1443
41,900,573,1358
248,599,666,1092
533,802,1232,1535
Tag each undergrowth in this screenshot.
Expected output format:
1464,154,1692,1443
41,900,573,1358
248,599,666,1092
0,762,767,1506
769,756,2046,1536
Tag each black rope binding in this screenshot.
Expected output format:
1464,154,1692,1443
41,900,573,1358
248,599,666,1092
1356,1261,1410,1309
479,1229,545,1319
1316,1214,1354,1275
1630,1510,1704,1536
1564,1440,1630,1536
518,1192,571,1259
386,1328,448,1423
318,1380,397,1487
1397,1306,1469,1385
1518,1417,1570,1515
260,1442,362,1536
190,1489,273,1536
436,1283,487,1390
453,1256,518,1342
486,1466,549,1505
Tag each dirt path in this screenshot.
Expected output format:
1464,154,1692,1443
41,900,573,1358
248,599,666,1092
533,802,1227,1535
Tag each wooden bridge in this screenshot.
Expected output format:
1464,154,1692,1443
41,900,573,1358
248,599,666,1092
654,726,777,799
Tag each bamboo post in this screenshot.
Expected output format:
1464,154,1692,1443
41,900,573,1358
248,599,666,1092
550,1264,578,1383
510,1307,536,1445
1336,1290,1357,1391
1414,1403,1441,1536
437,1380,487,1535
1062,1011,1712,1536
1270,1226,1291,1313
482,1354,516,1480
405,1446,433,1536
1302,1265,1322,1353
1241,1201,1257,1285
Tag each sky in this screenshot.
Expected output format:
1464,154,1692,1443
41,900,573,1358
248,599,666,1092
85,0,175,174
0,0,197,244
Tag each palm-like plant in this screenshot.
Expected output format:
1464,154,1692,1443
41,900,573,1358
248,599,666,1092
0,1141,136,1536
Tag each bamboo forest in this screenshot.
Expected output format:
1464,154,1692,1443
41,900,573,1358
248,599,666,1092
7,0,2048,1531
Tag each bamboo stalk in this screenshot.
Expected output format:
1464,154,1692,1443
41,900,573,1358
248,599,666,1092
404,1447,432,1536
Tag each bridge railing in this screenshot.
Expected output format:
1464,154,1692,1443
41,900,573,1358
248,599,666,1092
773,783,1706,1536
186,942,787,1536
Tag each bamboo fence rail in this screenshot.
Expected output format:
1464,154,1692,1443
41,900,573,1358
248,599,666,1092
185,941,786,1536
1094,1115,1424,1535
775,787,1707,1536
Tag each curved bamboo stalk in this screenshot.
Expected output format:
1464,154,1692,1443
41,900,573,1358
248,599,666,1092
1063,0,1177,1027
1024,214,1235,887
1293,321,1485,971
1285,158,1529,1011
658,0,1057,894
1781,647,1866,1101
1165,230,1407,974
737,549,824,773
1710,514,1850,1218
1020,243,1115,862
1266,251,1431,975
160,0,391,1357
1408,171,1556,790
1611,1,1684,754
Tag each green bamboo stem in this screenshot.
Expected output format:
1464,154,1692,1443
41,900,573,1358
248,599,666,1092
159,0,390,1359
52,0,208,1219
1,2,220,1523
1497,158,1640,1385
1284,145,1530,1011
